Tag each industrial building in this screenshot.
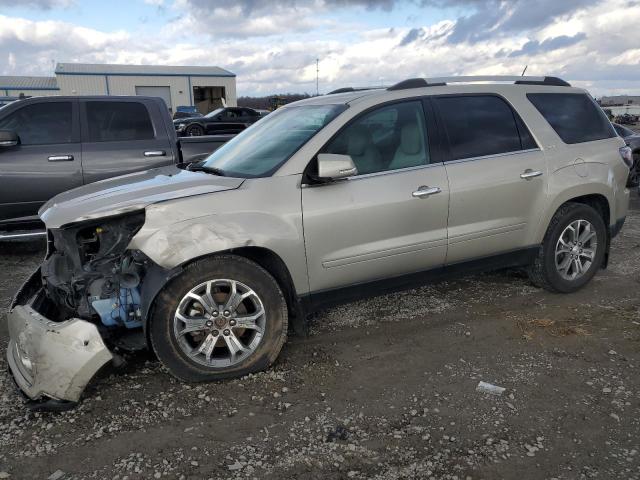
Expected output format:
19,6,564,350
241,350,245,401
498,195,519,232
0,63,237,113
600,95,640,106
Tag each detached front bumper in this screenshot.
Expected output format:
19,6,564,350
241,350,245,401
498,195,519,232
7,279,113,403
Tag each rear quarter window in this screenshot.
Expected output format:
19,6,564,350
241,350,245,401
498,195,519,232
527,93,616,144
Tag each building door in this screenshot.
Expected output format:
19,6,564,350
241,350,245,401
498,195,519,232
135,86,172,112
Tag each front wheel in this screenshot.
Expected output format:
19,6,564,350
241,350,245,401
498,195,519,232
150,255,288,382
528,203,607,293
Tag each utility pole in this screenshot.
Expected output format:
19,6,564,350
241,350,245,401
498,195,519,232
316,58,319,96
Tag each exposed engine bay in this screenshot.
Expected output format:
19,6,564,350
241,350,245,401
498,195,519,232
40,211,150,343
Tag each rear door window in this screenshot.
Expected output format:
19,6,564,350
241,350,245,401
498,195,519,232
434,95,529,161
85,101,155,142
527,93,616,144
0,102,73,145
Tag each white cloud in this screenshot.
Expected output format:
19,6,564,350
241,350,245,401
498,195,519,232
0,0,638,97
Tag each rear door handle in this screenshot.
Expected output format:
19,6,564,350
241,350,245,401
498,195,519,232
412,186,442,198
144,150,166,157
48,155,74,162
520,169,543,180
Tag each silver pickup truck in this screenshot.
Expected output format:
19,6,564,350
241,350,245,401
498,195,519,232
0,95,233,238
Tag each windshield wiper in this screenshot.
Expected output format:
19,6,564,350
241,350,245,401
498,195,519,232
187,164,226,176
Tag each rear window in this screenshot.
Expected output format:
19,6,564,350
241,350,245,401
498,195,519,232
527,93,615,144
86,101,155,142
434,95,533,161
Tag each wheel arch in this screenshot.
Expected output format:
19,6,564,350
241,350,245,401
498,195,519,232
536,187,613,244
142,246,306,350
535,191,612,269
563,193,610,227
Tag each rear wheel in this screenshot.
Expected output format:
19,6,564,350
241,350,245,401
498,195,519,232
528,203,606,293
186,124,204,136
150,255,288,382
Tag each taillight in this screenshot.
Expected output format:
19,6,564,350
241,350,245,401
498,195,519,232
619,146,633,168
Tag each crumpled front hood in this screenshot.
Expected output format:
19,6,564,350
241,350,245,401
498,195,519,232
40,165,244,228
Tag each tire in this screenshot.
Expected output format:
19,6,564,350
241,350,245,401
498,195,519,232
528,202,607,293
186,124,204,136
150,255,288,382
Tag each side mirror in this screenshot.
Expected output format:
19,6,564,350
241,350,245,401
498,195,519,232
216,115,223,120
0,129,18,147
316,153,358,180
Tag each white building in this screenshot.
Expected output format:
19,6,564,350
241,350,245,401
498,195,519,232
600,95,640,107
0,63,237,113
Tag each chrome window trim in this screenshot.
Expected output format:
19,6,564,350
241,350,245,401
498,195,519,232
300,161,444,187
445,148,541,165
348,162,443,181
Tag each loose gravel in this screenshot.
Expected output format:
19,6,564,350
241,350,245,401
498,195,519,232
0,200,639,479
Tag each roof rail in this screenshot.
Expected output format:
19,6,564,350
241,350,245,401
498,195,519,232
387,75,571,91
326,86,385,95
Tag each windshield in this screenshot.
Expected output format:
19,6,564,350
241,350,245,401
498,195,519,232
614,123,635,137
204,108,225,118
201,104,346,177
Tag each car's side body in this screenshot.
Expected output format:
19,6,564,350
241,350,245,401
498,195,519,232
133,82,629,303
6,76,631,404
174,107,262,136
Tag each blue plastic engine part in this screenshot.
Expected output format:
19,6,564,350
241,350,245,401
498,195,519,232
91,288,142,329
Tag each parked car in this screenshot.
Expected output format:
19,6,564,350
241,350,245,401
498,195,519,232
173,106,203,120
0,96,234,237
614,113,639,125
7,76,631,407
174,107,262,136
613,122,640,187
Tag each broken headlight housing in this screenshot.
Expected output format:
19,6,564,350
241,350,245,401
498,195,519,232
41,211,147,328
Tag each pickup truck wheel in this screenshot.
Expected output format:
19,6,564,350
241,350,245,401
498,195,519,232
528,203,606,293
186,124,204,136
150,255,288,382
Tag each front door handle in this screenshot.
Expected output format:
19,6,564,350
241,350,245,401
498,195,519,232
48,155,74,162
520,169,543,180
144,150,166,157
412,186,442,198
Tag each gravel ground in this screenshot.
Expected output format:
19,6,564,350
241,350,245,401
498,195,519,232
1,198,639,480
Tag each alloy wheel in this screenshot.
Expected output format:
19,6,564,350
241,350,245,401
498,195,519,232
555,219,598,281
173,279,266,367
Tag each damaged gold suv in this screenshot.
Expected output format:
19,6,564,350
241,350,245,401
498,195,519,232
7,76,632,406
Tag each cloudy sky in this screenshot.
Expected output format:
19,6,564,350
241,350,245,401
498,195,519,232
0,0,639,97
